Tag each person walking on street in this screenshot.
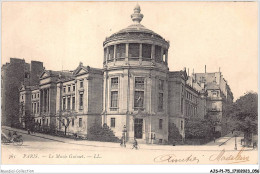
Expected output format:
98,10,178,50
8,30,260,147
132,138,138,150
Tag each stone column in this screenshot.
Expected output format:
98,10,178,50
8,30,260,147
114,44,117,63
151,45,155,63
48,88,51,114
161,47,164,63
165,50,168,65
43,89,45,112
105,47,109,64
125,43,129,62
139,43,142,64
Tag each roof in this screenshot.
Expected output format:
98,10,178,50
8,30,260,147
110,23,163,39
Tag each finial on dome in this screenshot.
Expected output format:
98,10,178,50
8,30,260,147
131,3,143,24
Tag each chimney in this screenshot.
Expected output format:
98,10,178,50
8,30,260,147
205,65,207,73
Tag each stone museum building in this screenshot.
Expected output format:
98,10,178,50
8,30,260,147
11,5,233,144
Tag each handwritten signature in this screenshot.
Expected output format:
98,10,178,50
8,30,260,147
154,154,200,163
209,147,250,164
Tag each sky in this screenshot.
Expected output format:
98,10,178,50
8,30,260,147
1,1,258,100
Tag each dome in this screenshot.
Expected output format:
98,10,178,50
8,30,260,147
104,4,168,46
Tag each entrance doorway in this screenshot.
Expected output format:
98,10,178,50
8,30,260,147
134,118,143,139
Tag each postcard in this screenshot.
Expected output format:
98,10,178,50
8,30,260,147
1,1,258,168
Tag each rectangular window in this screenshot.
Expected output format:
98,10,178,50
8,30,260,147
181,120,183,131
31,103,33,113
155,45,162,62
37,102,39,113
79,93,83,110
72,118,74,127
32,94,33,99
80,81,83,88
47,119,48,126
158,93,163,111
134,91,144,108
159,79,164,90
72,96,75,110
63,98,66,111
63,87,66,93
116,43,126,58
111,118,115,128
67,97,71,110
129,43,139,58
38,93,39,98
181,97,183,114
142,44,152,59
108,45,114,60
73,85,75,91
135,77,144,89
159,119,163,129
34,103,37,114
68,86,71,92
79,118,82,127
111,77,118,89
111,91,118,108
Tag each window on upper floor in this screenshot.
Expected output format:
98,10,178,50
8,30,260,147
79,93,83,110
134,77,145,109
142,44,152,59
68,86,71,92
155,45,162,63
111,77,118,89
72,96,75,110
67,97,71,110
63,98,66,111
135,77,144,89
111,91,118,108
129,43,139,58
116,44,126,58
73,85,75,91
108,45,114,60
159,79,164,91
63,87,66,93
158,93,163,111
80,81,83,88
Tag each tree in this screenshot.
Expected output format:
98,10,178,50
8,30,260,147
185,118,215,140
56,110,77,136
168,123,183,144
225,92,258,145
87,123,119,142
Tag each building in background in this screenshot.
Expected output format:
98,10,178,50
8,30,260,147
188,66,234,136
1,58,44,127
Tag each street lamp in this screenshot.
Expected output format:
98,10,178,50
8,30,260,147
123,125,127,146
234,134,237,150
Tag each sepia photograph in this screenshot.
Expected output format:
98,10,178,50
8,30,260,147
0,0,258,172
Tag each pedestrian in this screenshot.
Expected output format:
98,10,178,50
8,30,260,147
132,138,138,150
8,131,12,138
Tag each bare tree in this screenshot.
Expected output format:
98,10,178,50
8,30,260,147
56,109,77,135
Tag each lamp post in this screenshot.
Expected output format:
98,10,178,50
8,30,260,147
234,134,237,150
123,125,127,146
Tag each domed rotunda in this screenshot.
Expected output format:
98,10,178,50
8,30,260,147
102,4,170,143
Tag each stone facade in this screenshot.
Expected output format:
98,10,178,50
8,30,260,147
14,5,233,144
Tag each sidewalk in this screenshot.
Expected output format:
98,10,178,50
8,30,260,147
2,126,255,151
